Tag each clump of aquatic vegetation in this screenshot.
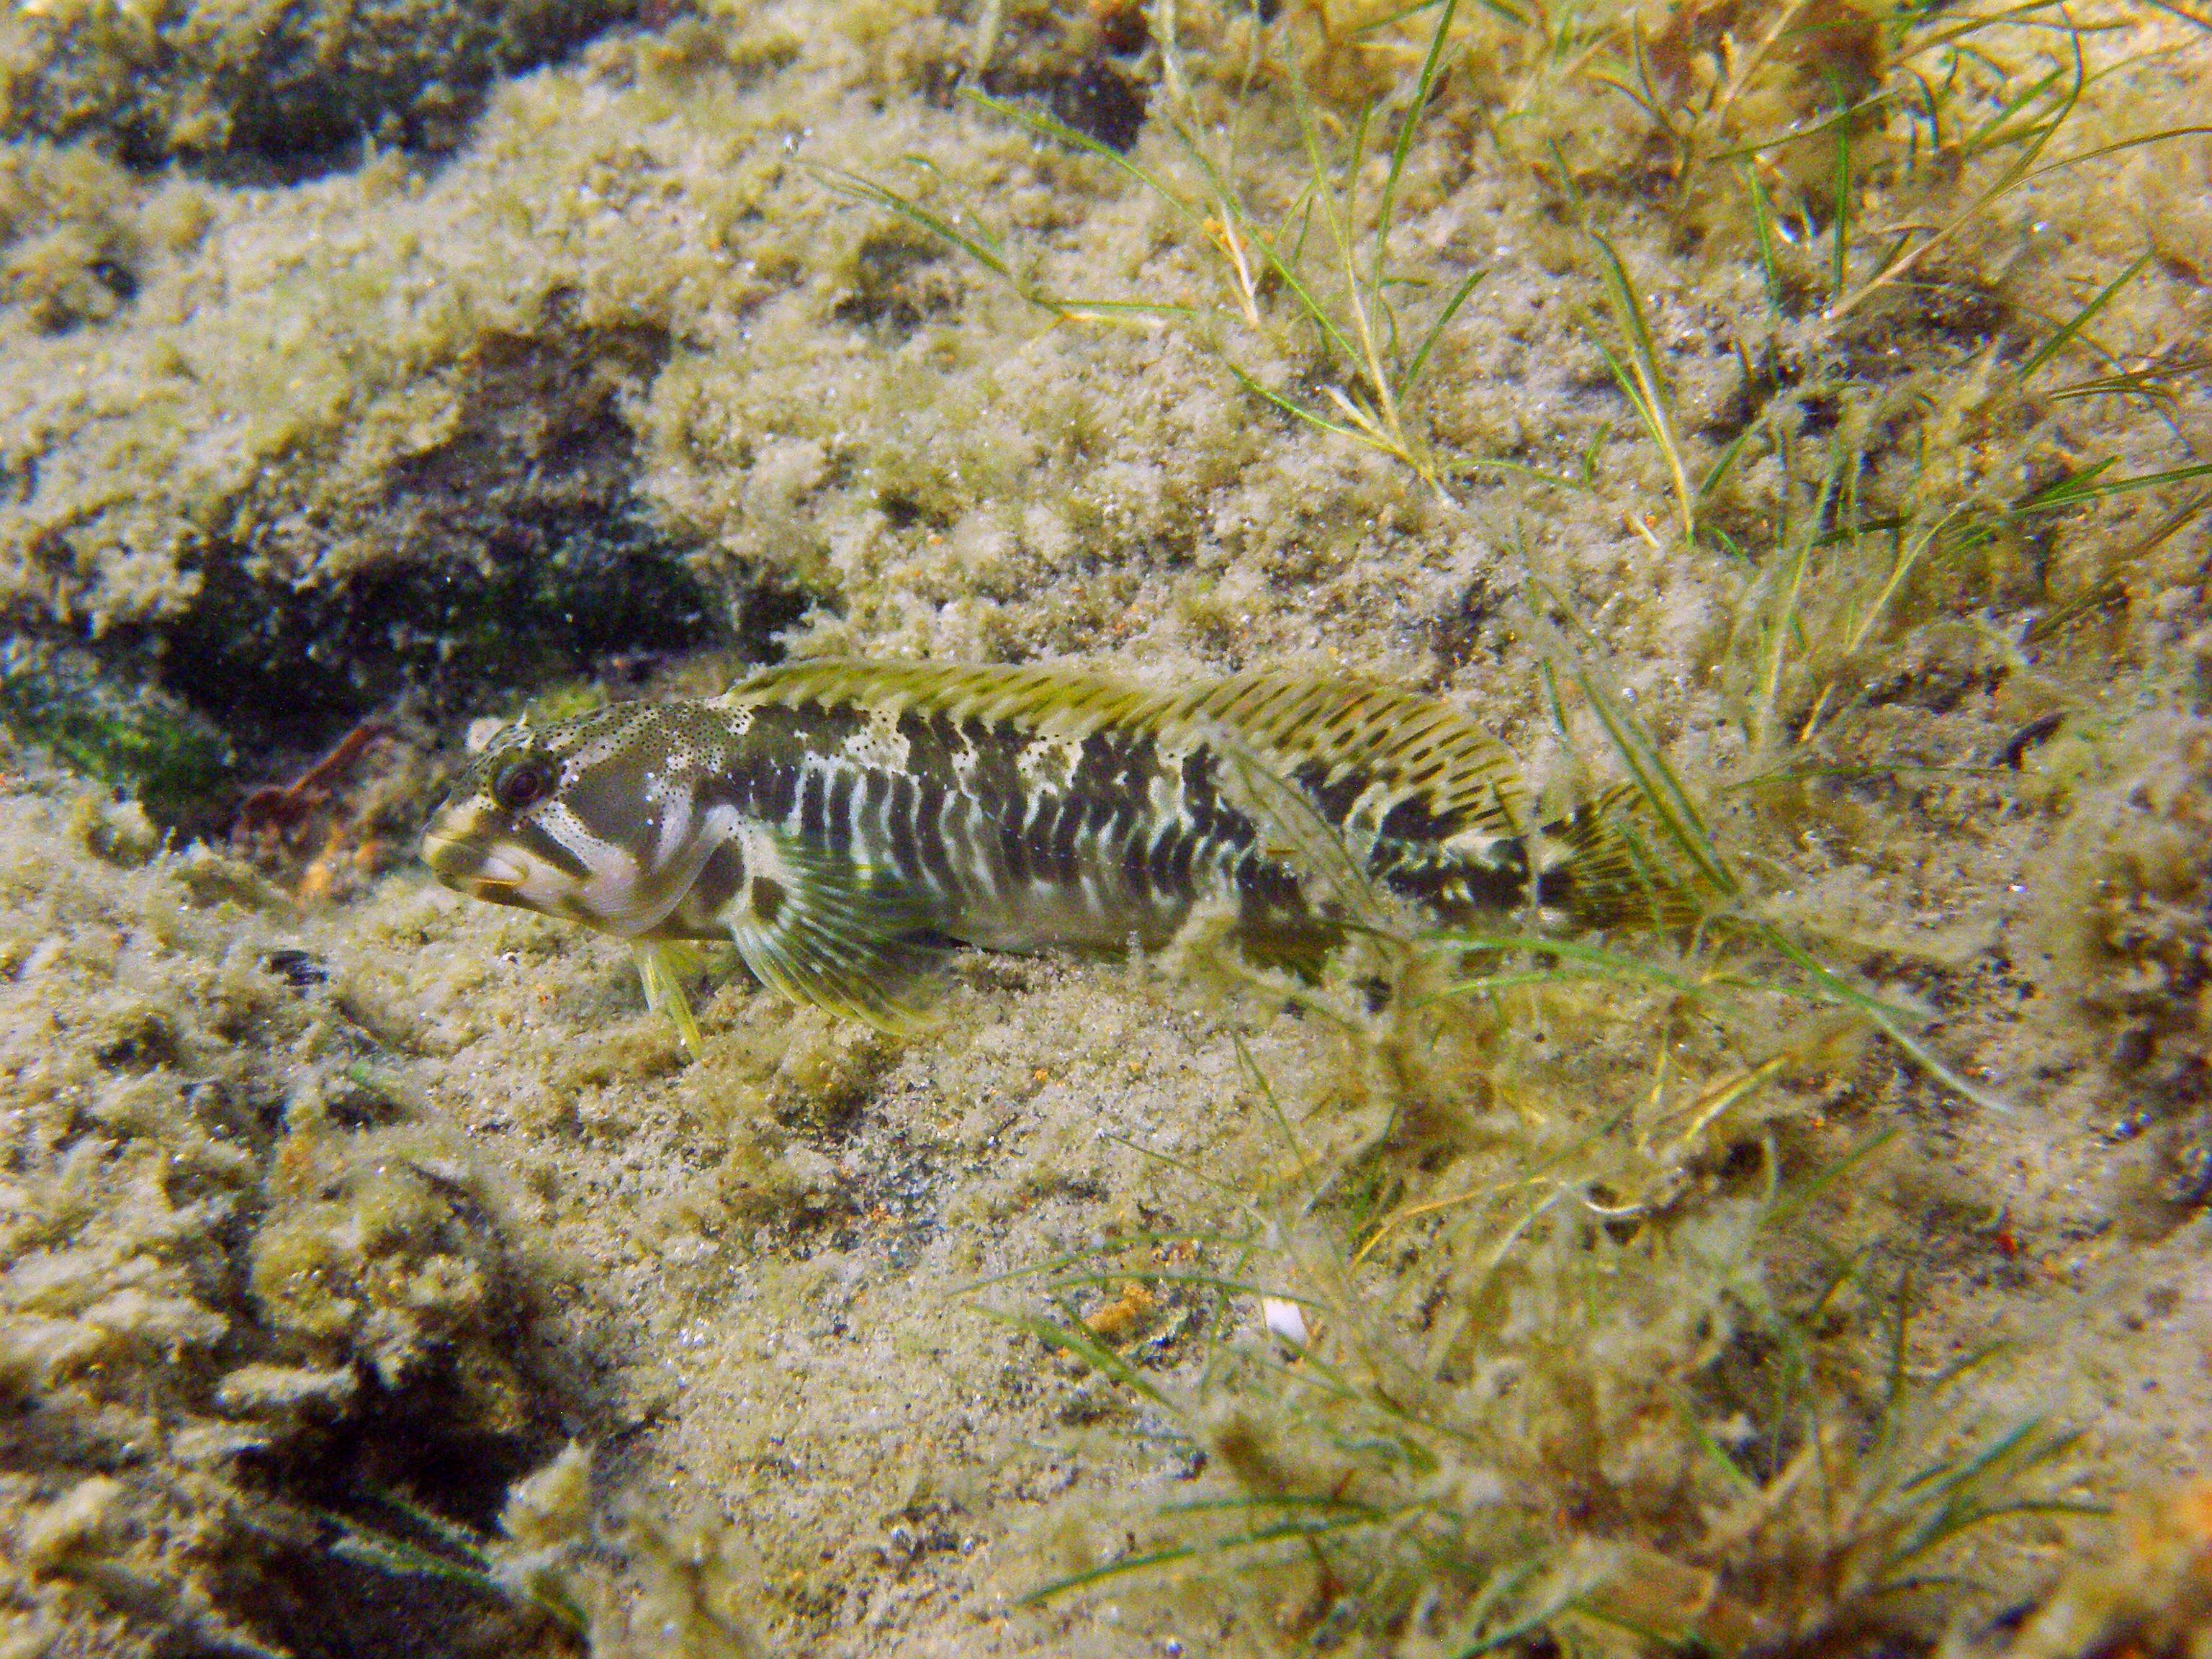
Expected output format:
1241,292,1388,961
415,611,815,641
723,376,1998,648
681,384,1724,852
321,1444,767,1658
830,0,2208,552
974,624,2094,1651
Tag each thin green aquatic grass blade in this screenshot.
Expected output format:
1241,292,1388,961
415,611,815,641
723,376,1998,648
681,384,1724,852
1324,382,1398,443
1543,641,1739,901
2014,457,2212,511
1722,760,2008,788
364,1491,498,1557
1208,722,1401,938
1677,1391,1764,1498
1442,965,1673,997
1709,89,1903,163
1841,505,1966,659
975,1305,1170,1406
1093,1129,1260,1198
1289,81,1405,445
1398,264,1488,400
2030,121,2212,178
1830,88,1853,302
1904,68,1945,174
328,1521,500,1592
1926,1336,2020,1394
1883,1424,2090,1574
1697,419,1759,514
1236,1034,1316,1179
1871,1266,1915,1467
1280,90,1372,369
1346,99,1379,210
1016,1510,1388,1606
1053,298,1196,321
1754,535,1813,753
1354,0,1455,31
1771,1136,1915,1244
2017,251,2149,383
1895,1419,2054,1498
1955,63,2068,161
2025,572,2127,639
1906,0,2076,57
1750,925,2016,1113
1421,933,1686,971
954,1228,1264,1290
1632,22,1689,159
1373,0,1465,289
1155,1493,1384,1518
633,941,705,1058
1928,460,2212,583
1454,448,1601,492
2098,485,2211,564
962,90,1208,232
2050,352,2208,402
1584,233,1694,542
1449,1587,1586,1659
1431,1559,1554,1656
1588,330,1689,529
1226,360,1370,444
1339,101,1403,382
819,161,1187,326
1246,204,1371,374
1364,1111,1627,1277
817,163,1022,289
1416,935,1754,1006
323,1503,589,1633
1274,168,1323,269
1803,1237,1881,1327
1895,1494,2112,1572
989,1266,1317,1305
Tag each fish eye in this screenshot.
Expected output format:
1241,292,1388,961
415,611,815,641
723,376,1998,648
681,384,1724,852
491,754,558,813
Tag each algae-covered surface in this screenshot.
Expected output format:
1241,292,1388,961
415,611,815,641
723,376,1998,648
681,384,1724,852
3,0,2211,1653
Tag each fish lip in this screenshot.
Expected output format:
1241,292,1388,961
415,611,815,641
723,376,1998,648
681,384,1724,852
421,831,525,890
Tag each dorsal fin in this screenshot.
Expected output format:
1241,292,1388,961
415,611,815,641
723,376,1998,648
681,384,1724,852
716,659,1532,843
714,658,1171,742
1174,670,1533,845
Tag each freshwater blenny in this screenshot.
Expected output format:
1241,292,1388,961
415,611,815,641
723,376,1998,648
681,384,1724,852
422,659,1660,1048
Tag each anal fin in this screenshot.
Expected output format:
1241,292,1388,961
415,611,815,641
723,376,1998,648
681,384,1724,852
722,828,948,1035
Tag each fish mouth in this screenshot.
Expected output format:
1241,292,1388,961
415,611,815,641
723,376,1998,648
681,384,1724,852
421,831,525,892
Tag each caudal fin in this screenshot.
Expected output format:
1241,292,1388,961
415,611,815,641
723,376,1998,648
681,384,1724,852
1537,787,1717,932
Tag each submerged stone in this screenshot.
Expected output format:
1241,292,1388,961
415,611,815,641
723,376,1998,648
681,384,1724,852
0,640,235,828
1,0,647,179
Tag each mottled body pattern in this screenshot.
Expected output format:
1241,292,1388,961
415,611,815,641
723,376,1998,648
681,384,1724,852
423,660,1652,1040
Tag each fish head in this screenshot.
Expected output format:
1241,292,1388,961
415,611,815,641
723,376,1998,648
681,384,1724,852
422,703,737,936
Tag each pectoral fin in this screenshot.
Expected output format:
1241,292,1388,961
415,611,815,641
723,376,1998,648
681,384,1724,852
722,828,948,1035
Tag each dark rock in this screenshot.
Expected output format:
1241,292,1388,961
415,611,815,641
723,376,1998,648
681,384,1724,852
2,0,647,180
1049,59,1146,153
152,320,753,757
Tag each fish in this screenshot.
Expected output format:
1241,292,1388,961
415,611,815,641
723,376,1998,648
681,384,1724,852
421,658,1677,1051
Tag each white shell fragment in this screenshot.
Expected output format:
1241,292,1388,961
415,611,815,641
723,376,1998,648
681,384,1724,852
1262,1297,1309,1346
